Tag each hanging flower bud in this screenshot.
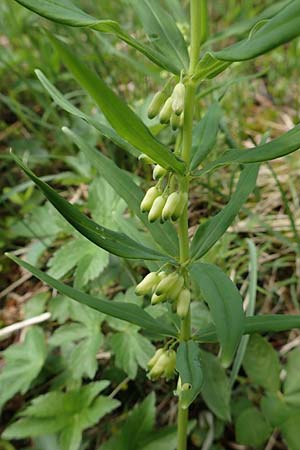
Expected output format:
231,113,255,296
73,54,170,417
171,192,188,221
140,186,160,213
170,112,181,130
147,91,168,119
159,97,173,124
155,272,179,296
162,192,181,221
148,349,176,380
151,292,167,305
176,288,191,318
163,349,177,379
138,153,155,164
179,112,184,128
172,82,185,115
153,164,167,180
135,272,159,296
148,195,166,223
169,275,185,301
147,348,165,369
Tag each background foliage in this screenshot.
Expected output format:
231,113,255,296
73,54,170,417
1,1,300,449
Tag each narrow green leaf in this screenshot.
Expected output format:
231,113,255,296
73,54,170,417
190,102,221,170
195,125,300,176
200,350,231,421
15,0,180,73
176,341,203,409
191,164,259,261
129,0,189,71
63,128,179,257
242,334,280,391
48,34,185,174
192,52,231,82
6,254,177,338
208,0,290,43
35,69,139,158
190,263,244,366
214,1,300,61
196,314,300,343
12,154,169,261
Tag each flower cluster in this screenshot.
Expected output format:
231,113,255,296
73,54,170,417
135,270,191,318
147,81,185,130
147,348,176,380
140,185,188,223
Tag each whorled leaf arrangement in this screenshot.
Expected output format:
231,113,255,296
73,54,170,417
6,1,300,449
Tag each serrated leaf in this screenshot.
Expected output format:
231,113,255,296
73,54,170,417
12,154,169,261
6,254,177,338
63,127,179,257
235,407,272,447
191,164,259,261
3,381,119,449
190,102,221,170
196,125,300,176
0,327,47,410
15,0,180,73
48,34,185,174
48,238,108,285
214,1,300,61
129,0,189,71
110,331,155,379
190,263,244,366
242,334,280,391
176,341,203,409
88,177,126,229
200,350,231,421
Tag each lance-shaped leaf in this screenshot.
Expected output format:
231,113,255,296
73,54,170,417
190,102,222,170
128,0,189,71
195,125,300,176
190,263,244,366
36,69,139,158
48,34,185,174
11,154,169,262
193,52,231,82
176,340,203,409
214,1,300,61
6,254,177,338
63,127,179,257
15,0,180,73
191,164,259,261
195,315,300,343
208,0,290,43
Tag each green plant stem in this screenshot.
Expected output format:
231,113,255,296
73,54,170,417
177,2,203,450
